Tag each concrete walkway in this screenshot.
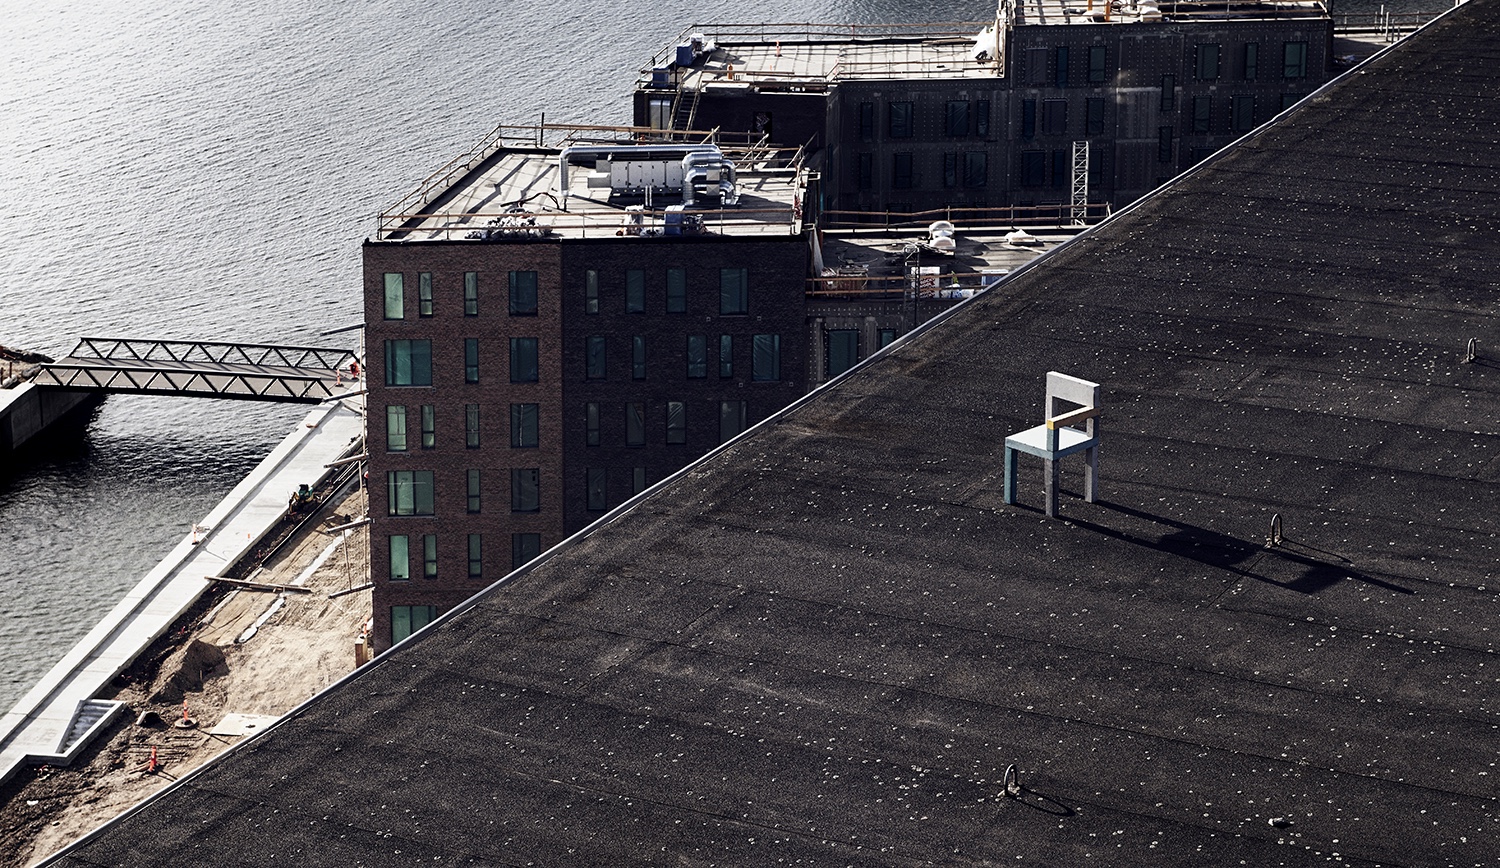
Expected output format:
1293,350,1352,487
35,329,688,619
0,396,364,785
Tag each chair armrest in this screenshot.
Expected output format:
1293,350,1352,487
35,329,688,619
1046,406,1100,430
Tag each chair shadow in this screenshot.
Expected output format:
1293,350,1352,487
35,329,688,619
1060,500,1414,596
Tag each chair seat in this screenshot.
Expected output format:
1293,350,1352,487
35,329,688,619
1005,424,1097,459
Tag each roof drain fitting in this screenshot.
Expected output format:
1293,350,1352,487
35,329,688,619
1266,513,1284,548
1464,337,1478,364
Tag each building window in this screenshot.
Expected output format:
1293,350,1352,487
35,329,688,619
1232,94,1255,132
1193,96,1212,133
512,533,541,568
389,535,409,581
585,269,599,314
858,101,874,139
587,467,606,511
1042,100,1067,136
625,269,645,313
510,403,538,448
509,337,538,382
857,152,873,190
666,401,686,445
965,152,987,189
467,534,482,579
1026,47,1048,84
510,469,539,513
632,336,646,380
1020,151,1046,186
632,467,647,495
1088,45,1106,84
509,270,537,316
464,338,479,383
665,267,686,313
626,402,646,446
467,469,481,513
1021,99,1036,139
465,403,480,448
383,273,403,320
1283,41,1307,79
1161,74,1175,112
720,268,748,315
943,152,958,188
390,605,436,645
417,273,433,317
386,405,407,452
420,404,435,449
752,334,781,382
1243,43,1259,80
828,329,858,377
387,470,434,516
1196,44,1220,80
464,271,478,316
422,534,437,578
878,328,897,348
976,99,990,136
719,400,747,444
586,335,606,380
945,100,969,136
1158,126,1174,163
888,101,913,138
1051,149,1069,189
383,340,431,386
1281,93,1306,112
586,402,600,447
892,152,914,189
719,335,733,378
686,335,707,378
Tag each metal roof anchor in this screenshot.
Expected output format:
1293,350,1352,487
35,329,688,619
1266,513,1283,548
1003,764,1022,798
1463,337,1478,364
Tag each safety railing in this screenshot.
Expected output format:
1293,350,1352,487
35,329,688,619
377,206,800,242
821,202,1109,231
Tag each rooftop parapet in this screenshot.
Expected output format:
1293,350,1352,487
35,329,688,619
375,123,806,243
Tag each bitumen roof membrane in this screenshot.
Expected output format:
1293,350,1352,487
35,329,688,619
46,3,1498,866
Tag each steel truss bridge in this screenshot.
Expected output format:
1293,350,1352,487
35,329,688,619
31,338,362,403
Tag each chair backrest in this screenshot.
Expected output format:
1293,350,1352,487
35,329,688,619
1045,372,1100,418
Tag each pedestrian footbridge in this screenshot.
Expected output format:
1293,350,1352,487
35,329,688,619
31,337,361,403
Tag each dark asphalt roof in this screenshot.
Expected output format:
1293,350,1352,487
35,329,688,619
49,5,1499,867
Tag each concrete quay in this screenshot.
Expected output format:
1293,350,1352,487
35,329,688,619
0,395,365,786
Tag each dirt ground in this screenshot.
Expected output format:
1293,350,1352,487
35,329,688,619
0,484,372,867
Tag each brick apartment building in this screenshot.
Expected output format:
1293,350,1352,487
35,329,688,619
364,144,807,649
635,1,1334,218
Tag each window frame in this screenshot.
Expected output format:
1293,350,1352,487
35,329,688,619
1196,43,1221,81
1088,45,1106,84
383,339,432,387
386,470,434,516
508,270,538,316
389,534,410,581
386,405,408,452
422,534,437,579
752,334,781,382
509,337,538,383
587,467,607,511
888,101,914,138
467,468,481,513
1283,41,1307,79
464,337,479,383
383,273,404,320
719,268,748,315
632,335,646,380
686,335,707,379
463,271,478,317
719,335,733,378
585,269,599,314
626,402,646,447
510,468,540,513
625,269,645,313
510,403,538,448
665,267,686,313
666,401,686,445
465,403,480,448
467,534,482,579
417,272,433,317
945,100,969,137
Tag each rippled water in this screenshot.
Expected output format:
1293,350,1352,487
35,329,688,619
0,0,1003,711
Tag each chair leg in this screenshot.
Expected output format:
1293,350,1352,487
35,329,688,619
1003,446,1018,504
1084,445,1099,503
1045,457,1058,518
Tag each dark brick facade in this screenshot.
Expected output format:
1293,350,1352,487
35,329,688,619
364,240,568,652
365,234,806,651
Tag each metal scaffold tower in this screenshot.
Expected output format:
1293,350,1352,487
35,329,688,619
1071,141,1090,226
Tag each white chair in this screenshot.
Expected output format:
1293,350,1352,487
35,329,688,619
1003,372,1101,517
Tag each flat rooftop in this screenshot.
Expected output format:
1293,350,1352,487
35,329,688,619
43,2,1499,865
378,137,804,243
1015,0,1328,26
